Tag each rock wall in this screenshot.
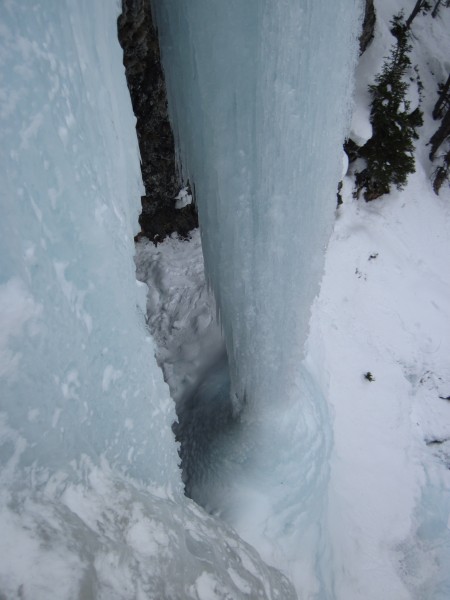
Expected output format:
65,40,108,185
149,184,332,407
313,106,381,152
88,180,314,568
118,0,197,242
359,0,376,55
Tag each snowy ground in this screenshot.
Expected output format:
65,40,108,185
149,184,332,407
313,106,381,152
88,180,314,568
315,3,450,598
312,169,450,599
139,1,450,597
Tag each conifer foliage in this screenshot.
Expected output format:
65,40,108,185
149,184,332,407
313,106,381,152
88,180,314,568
405,0,431,30
356,15,423,201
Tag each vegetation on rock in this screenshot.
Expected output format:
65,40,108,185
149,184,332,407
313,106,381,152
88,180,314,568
355,14,423,201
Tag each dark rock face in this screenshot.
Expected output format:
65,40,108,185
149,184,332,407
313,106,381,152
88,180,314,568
343,138,361,163
359,0,376,55
118,0,198,242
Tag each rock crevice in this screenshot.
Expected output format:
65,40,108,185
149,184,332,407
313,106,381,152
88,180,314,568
118,0,198,242
359,0,376,55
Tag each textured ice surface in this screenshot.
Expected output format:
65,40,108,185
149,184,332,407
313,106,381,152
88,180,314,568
151,0,361,593
151,0,361,411
0,2,296,597
0,458,295,600
0,0,181,483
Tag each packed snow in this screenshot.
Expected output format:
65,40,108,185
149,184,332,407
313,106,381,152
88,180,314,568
318,2,450,598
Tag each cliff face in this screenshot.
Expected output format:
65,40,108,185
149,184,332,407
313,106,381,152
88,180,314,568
359,0,376,55
118,0,197,242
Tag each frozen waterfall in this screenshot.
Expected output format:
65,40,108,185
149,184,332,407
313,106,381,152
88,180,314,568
151,0,361,592
0,1,296,598
151,0,360,411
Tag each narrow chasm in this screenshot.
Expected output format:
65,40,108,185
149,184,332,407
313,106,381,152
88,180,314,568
118,0,235,506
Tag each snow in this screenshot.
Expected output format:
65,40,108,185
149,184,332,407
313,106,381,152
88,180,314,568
175,187,193,209
0,458,295,599
310,176,450,598
135,230,224,408
314,2,450,598
350,104,373,147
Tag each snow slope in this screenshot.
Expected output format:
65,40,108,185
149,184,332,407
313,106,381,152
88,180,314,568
309,1,450,598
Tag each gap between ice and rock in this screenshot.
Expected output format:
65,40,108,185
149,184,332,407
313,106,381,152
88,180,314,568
117,0,198,243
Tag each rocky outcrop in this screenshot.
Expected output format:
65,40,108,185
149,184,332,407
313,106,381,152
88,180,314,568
359,0,376,55
118,0,198,242
343,138,361,163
